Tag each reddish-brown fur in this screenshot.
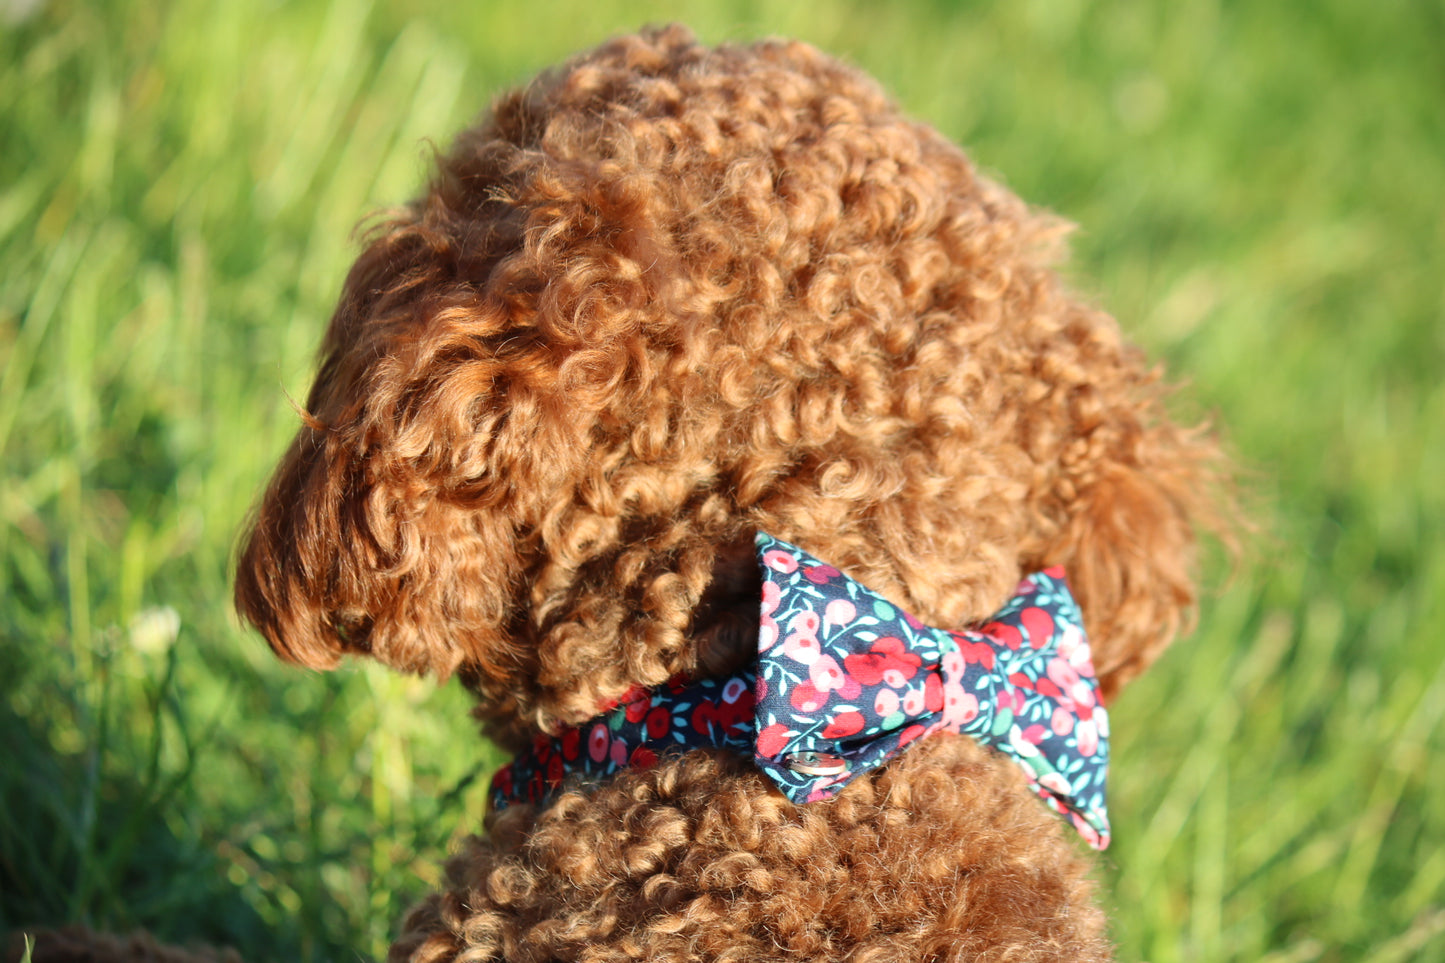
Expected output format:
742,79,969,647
17,25,1230,963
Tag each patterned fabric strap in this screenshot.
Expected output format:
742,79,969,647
490,533,1112,850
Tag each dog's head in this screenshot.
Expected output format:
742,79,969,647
236,26,1226,738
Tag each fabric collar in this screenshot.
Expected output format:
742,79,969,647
490,532,1111,849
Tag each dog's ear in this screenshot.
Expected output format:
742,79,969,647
233,209,542,719
1024,316,1234,703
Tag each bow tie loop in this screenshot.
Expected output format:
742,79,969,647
751,534,1111,849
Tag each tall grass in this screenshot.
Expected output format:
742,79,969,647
2,1,1441,961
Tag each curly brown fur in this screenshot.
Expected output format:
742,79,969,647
236,26,1225,732
395,739,1109,963
233,24,1231,962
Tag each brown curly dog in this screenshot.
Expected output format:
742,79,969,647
15,24,1229,963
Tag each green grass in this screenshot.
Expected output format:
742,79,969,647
2,1,1441,961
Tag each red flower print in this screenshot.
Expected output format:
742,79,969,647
924,672,944,713
1022,723,1047,745
757,722,792,758
629,746,658,768
897,723,928,748
546,753,564,786
610,736,629,767
624,691,651,724
843,637,921,686
588,723,610,763
561,727,581,760
822,711,865,739
804,564,841,585
959,639,996,671
692,691,754,736
1035,677,1063,701
1021,606,1055,649
722,677,749,705
980,621,1021,650
790,681,828,713
645,706,671,739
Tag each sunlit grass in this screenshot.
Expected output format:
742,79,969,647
2,1,1441,961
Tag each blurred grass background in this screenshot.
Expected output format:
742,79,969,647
1,0,1441,960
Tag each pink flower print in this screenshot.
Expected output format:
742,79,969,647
609,736,629,767
761,579,781,617
943,688,979,727
763,549,798,574
1051,705,1075,736
1050,654,1097,713
1021,606,1055,649
824,598,856,630
588,723,610,763
875,687,900,717
902,687,926,716
759,614,779,652
1021,723,1048,745
998,687,1025,715
789,681,828,713
810,655,848,693
783,631,821,666
940,648,965,681
1075,717,1100,757
1047,657,1096,711
804,564,841,585
787,610,821,636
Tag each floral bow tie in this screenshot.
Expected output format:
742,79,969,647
491,533,1112,849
